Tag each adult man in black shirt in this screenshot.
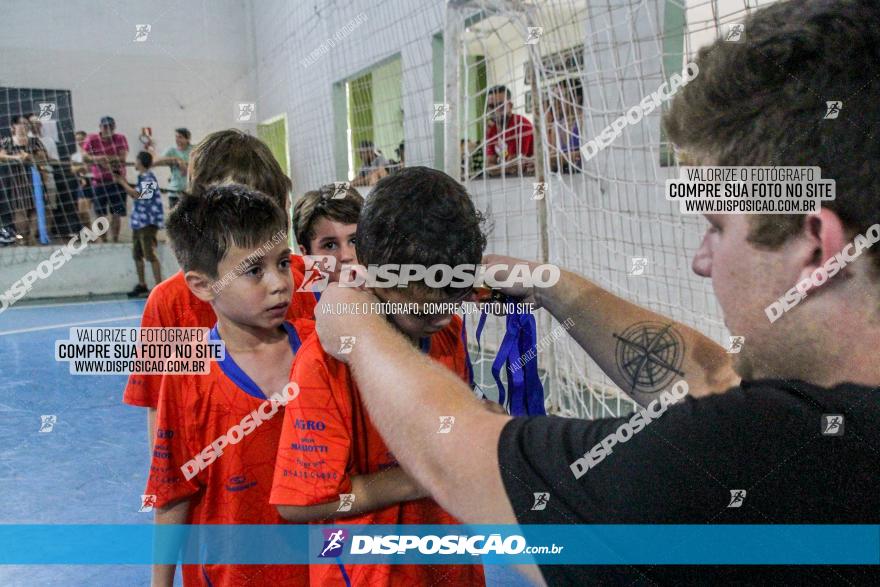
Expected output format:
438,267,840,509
311,0,880,584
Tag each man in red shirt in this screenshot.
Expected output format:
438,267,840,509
485,85,535,176
123,129,317,453
82,116,128,242
148,184,310,587
271,167,489,586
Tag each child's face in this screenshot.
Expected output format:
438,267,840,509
210,240,292,330
135,160,145,172
307,217,357,283
373,286,468,341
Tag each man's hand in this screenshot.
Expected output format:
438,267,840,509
314,283,382,362
482,254,542,306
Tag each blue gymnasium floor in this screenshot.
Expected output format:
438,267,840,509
0,298,529,587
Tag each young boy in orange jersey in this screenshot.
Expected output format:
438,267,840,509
147,184,310,587
292,183,362,289
122,129,317,450
271,167,487,586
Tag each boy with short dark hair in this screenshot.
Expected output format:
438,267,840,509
271,167,486,586
292,183,363,284
116,151,163,297
147,184,309,587
123,130,317,451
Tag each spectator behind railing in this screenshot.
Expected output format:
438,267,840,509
545,78,583,173
485,84,534,177
29,113,81,237
351,139,389,187
82,116,129,243
153,127,192,208
0,114,48,245
70,130,95,231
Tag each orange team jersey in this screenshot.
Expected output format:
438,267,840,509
147,319,314,587
123,254,317,408
271,315,485,587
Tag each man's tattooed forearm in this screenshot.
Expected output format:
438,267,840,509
613,321,685,394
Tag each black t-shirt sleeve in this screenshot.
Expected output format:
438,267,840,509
497,391,753,524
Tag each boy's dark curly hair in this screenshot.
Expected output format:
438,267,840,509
356,166,488,297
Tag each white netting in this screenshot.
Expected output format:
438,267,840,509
445,0,776,418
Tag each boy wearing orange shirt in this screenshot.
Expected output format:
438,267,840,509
271,167,487,586
123,130,317,450
147,184,310,587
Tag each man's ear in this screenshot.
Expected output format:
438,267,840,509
794,208,851,290
184,270,216,303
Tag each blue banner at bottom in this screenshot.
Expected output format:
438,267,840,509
0,525,878,565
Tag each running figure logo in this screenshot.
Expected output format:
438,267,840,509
727,489,746,508
39,414,57,433
134,24,151,42
337,493,355,512
37,103,56,121
319,528,349,558
139,179,158,200
140,494,157,512
432,103,451,122
821,414,844,436
331,182,350,199
525,27,544,44
338,336,356,355
532,182,547,201
630,257,648,276
437,416,455,433
824,101,842,119
237,103,256,122
727,336,745,354
725,23,744,42
531,492,550,511
297,255,335,292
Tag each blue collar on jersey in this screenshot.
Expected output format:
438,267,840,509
473,297,546,416
209,322,303,400
419,336,430,354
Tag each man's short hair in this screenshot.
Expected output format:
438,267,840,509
664,0,880,276
166,184,288,277
175,128,191,140
488,85,512,99
293,184,364,254
188,129,292,209
356,166,488,298
136,151,152,169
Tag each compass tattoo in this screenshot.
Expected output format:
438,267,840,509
613,321,685,395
